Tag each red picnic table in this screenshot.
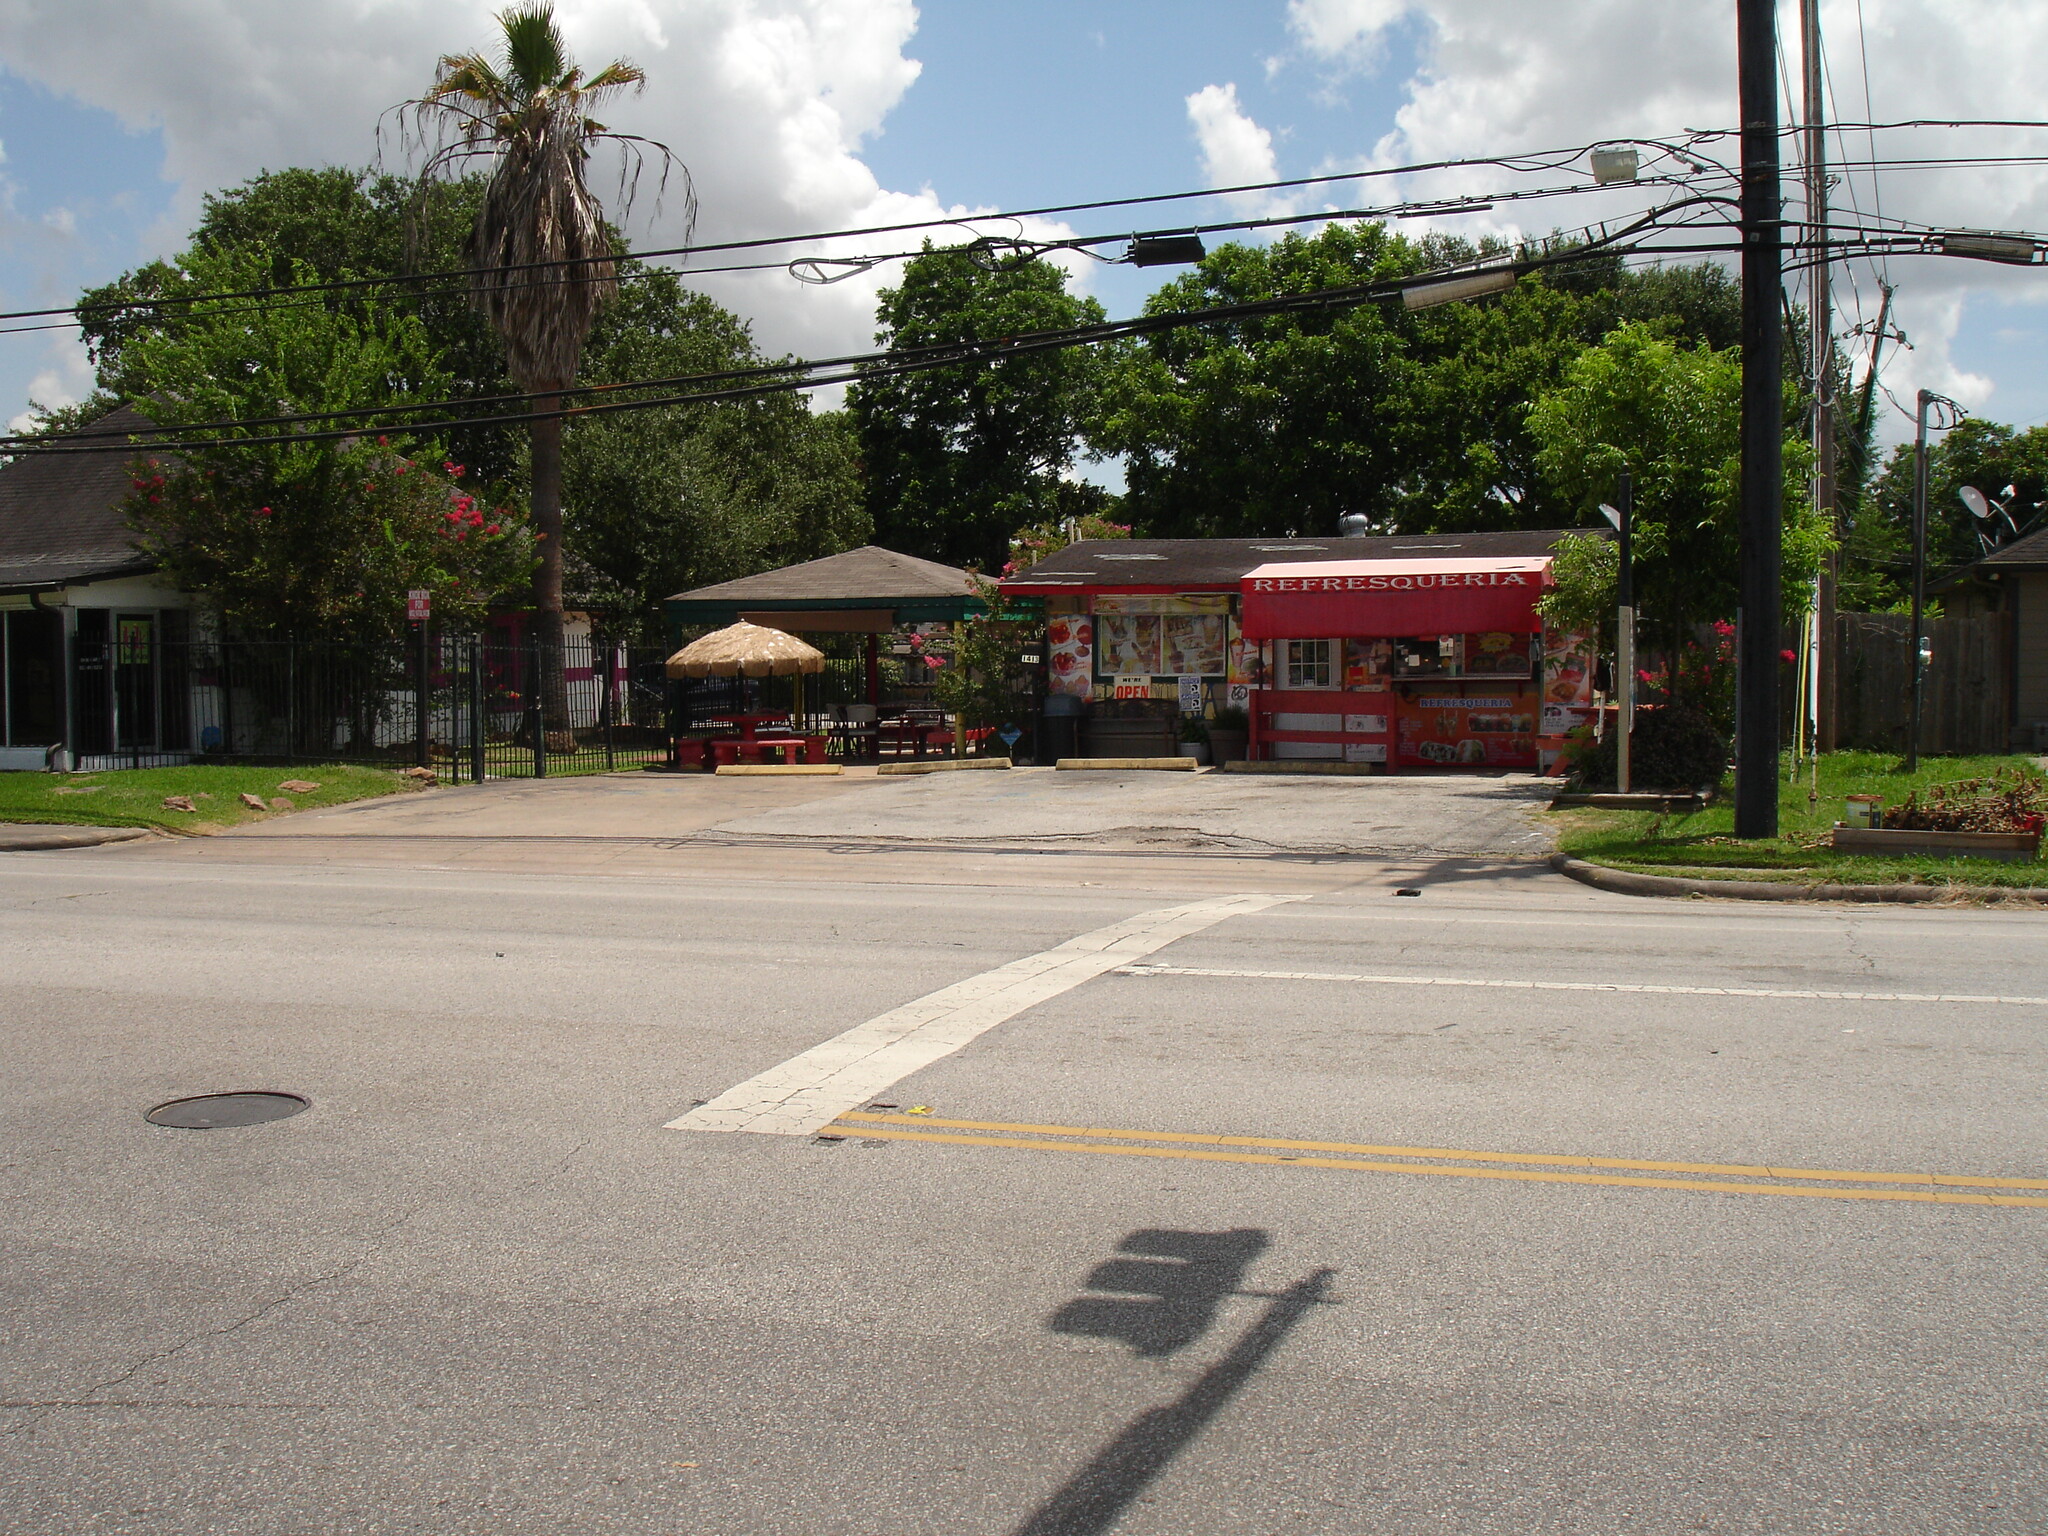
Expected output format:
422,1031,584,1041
671,714,825,768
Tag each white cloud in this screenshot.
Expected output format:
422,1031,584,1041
0,0,1079,376
1285,0,1411,69
40,206,74,236
7,332,94,432
1185,82,1296,218
1284,0,2048,437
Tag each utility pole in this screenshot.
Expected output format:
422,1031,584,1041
1613,475,1630,794
1908,389,1933,772
1735,0,1784,838
1801,0,1839,755
1906,388,1959,773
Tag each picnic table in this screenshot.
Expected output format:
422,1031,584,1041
875,711,953,759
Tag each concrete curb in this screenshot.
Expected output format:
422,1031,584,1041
1215,761,1378,777
1549,792,1707,813
877,757,1013,776
0,824,157,852
1055,757,1200,772
1549,852,2048,905
713,764,844,777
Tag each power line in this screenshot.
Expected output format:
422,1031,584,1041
15,212,2015,460
0,135,1714,327
0,173,1697,342
7,215,1740,458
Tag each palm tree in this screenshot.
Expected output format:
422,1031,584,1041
398,2,687,733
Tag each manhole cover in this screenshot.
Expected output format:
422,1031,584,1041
145,1092,310,1129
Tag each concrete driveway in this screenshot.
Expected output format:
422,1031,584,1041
221,765,1558,859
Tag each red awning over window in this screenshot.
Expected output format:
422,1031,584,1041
1239,556,1553,639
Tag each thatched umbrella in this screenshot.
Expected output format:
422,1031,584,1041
666,621,826,721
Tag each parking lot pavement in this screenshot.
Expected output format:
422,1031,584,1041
203,764,1559,859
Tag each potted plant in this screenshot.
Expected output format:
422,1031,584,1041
1207,705,1249,767
1176,715,1211,765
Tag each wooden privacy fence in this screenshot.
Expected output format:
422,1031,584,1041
1832,612,2012,755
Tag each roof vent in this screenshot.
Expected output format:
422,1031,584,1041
1338,513,1371,538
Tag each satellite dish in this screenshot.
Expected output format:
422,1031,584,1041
1959,485,1993,521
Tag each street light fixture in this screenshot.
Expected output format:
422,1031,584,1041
1598,475,1635,794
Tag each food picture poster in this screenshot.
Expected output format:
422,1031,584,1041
1394,686,1539,767
1097,613,1161,677
1543,629,1595,705
1161,613,1226,676
1046,614,1093,696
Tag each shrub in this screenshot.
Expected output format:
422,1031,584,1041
1565,705,1729,791
1881,770,2047,834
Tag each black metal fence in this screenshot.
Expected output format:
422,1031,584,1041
65,631,676,780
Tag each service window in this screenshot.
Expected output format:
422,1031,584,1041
1282,639,1334,689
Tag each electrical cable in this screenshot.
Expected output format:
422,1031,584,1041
16,189,1744,448
0,133,1731,325
6,209,1740,457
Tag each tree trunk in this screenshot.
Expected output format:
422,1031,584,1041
530,399,572,742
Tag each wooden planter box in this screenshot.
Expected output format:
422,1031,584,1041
1830,826,2041,862
1080,717,1177,758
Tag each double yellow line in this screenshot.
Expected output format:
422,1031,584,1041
832,1112,2048,1207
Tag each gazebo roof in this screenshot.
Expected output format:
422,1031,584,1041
664,545,986,633
667,546,975,605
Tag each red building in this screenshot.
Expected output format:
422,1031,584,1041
1001,529,1601,771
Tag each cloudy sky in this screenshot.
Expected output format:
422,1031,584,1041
0,0,2044,448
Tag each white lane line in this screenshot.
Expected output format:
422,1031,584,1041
1112,964,2048,1007
669,893,1308,1137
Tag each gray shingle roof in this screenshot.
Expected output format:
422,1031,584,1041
1971,525,2048,570
666,545,975,604
1002,528,1603,589
0,405,159,592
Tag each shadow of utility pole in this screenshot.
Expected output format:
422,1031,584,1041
1013,1264,1338,1536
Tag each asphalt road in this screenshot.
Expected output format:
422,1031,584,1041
1,832,2043,1535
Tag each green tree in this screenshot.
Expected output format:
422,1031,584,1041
117,247,532,642
75,166,519,482
1851,417,2048,610
849,244,1108,571
1004,509,1130,577
1526,321,1829,698
401,0,683,719
1095,226,1749,539
930,575,1032,743
562,267,867,634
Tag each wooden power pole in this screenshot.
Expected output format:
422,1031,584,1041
1802,0,1840,754
1735,0,1785,838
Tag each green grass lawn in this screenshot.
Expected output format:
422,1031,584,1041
1549,751,2048,888
0,763,422,833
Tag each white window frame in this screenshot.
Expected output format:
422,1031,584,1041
1282,638,1335,690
